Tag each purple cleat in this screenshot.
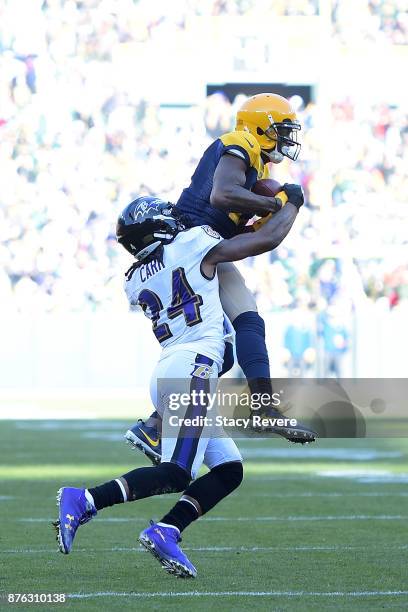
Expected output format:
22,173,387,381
53,487,97,554
139,522,197,578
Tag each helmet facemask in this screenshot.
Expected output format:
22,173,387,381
128,216,181,261
259,117,301,163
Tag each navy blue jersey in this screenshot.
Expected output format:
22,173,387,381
176,131,265,238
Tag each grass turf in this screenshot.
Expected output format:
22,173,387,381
0,420,407,611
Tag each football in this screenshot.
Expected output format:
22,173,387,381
251,179,289,230
252,178,288,206
252,178,282,197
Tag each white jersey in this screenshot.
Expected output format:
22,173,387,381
124,225,226,366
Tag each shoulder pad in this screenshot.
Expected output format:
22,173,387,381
221,131,259,151
220,131,261,168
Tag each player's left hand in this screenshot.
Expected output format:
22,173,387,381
282,183,304,210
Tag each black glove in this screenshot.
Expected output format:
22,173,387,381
282,183,304,210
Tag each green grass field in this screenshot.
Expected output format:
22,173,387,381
1,420,408,611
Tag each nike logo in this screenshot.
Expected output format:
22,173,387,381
140,429,160,447
244,137,254,149
154,528,166,542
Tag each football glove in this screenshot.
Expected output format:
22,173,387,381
282,183,304,210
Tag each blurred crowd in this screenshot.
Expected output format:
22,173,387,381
1,0,408,375
332,0,408,45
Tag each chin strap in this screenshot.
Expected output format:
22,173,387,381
262,149,284,163
135,240,162,261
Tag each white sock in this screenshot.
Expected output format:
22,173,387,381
180,497,199,513
114,478,128,502
85,489,96,509
157,522,180,535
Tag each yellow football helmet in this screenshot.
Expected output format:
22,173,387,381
235,93,301,163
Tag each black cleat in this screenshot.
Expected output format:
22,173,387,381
250,407,316,444
125,419,162,465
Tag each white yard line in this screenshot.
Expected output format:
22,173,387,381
8,491,408,499
254,492,408,498
3,544,408,555
204,515,408,522
240,449,402,460
67,590,408,599
17,514,408,523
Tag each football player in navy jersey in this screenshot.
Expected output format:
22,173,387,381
128,94,313,459
177,93,301,239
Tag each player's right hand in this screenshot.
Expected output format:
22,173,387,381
282,184,304,210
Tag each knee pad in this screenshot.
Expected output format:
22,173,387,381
233,311,265,337
211,460,243,493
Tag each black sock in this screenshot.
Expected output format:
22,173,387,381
248,377,273,396
88,480,124,511
88,463,190,511
160,462,243,533
122,463,189,501
233,311,271,381
160,499,199,533
145,411,161,429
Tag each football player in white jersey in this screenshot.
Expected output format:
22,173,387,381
54,193,313,579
